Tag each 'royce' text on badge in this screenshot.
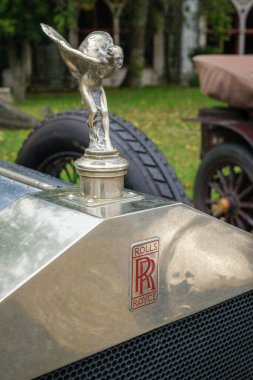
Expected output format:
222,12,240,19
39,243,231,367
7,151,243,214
130,238,159,311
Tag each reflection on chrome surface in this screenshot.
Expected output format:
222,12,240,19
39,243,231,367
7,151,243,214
163,208,253,319
0,192,253,379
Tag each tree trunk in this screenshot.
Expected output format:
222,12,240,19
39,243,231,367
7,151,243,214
103,0,126,45
22,40,32,84
69,25,79,48
122,0,149,88
164,0,183,84
7,40,32,101
68,2,80,48
113,14,120,45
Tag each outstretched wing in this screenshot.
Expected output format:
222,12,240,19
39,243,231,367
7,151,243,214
41,23,88,81
58,48,88,81
41,24,69,46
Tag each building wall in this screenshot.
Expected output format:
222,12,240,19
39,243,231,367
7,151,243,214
180,0,199,85
1,0,201,90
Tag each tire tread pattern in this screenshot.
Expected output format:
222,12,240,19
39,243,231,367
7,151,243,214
17,110,189,204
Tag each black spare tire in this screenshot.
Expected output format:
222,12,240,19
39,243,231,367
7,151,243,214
16,110,188,203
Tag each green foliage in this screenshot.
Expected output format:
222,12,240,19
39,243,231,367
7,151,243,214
53,0,96,32
0,0,52,42
0,19,16,36
0,0,96,41
0,129,30,162
189,45,221,60
122,0,149,87
199,0,235,48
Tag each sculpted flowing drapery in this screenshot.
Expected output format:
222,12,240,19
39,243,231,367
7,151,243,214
41,23,123,152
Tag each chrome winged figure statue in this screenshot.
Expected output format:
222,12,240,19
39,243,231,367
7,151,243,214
41,24,123,152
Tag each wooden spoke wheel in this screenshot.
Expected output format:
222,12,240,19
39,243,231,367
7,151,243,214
194,143,253,232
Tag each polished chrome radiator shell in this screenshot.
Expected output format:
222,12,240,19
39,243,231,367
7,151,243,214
0,167,253,379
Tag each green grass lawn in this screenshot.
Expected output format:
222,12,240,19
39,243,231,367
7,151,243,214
0,86,221,199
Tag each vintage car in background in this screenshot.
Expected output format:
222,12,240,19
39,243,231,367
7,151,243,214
191,55,253,233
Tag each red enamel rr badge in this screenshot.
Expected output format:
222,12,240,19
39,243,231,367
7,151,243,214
130,238,159,311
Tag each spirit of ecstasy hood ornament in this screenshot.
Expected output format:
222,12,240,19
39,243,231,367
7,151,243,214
41,24,128,200
41,23,123,152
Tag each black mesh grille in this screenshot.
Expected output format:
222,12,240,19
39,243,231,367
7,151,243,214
37,291,253,380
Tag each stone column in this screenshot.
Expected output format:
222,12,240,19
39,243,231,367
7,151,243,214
180,0,199,85
153,31,165,83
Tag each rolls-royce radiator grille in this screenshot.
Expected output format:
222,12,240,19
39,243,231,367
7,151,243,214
37,291,253,380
